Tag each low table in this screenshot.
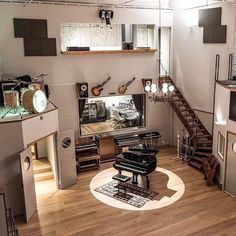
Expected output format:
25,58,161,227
112,174,131,197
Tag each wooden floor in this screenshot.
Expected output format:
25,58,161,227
16,146,236,236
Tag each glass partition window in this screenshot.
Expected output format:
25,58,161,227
218,132,225,159
61,23,122,51
60,23,156,51
79,94,146,136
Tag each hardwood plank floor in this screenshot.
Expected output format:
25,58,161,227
16,146,236,236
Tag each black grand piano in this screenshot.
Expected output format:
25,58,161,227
113,150,157,189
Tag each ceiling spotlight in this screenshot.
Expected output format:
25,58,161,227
99,9,114,27
169,85,174,92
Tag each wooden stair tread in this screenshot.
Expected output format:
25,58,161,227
197,140,212,144
194,151,212,157
196,146,212,151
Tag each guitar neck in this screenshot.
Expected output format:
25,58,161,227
99,76,111,88
126,77,136,87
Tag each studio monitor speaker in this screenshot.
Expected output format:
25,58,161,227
142,78,152,89
78,82,88,98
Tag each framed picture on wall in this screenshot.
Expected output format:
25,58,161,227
217,132,225,160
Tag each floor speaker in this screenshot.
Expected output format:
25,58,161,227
78,83,88,98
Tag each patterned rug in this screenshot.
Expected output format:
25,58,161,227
95,180,159,208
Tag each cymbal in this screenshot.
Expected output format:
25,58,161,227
36,73,48,78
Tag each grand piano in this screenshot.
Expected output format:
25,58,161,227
113,150,157,189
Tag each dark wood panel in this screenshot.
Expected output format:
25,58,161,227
199,7,222,27
14,18,48,38
203,25,227,43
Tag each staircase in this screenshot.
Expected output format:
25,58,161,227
158,76,212,171
33,158,54,182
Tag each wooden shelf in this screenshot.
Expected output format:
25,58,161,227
61,49,157,55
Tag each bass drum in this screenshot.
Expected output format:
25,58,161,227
22,90,47,113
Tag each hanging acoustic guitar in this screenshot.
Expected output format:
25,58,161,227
91,76,111,96
118,77,136,94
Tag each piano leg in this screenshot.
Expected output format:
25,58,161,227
146,176,150,189
132,174,138,185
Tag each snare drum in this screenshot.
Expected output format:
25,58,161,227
29,83,41,90
3,90,19,108
22,89,47,113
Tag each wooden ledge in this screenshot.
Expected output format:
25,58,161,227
61,49,157,55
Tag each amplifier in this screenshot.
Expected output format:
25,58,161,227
67,47,90,51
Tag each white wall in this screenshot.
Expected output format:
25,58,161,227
0,3,173,143
37,139,48,159
172,1,236,143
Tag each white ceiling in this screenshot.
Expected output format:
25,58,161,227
0,0,172,9
0,0,232,9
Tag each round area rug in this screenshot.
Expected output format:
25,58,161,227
90,167,185,211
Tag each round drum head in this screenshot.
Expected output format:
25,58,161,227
32,90,47,113
22,89,47,113
3,90,19,108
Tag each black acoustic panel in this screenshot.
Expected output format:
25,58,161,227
14,18,47,38
24,38,57,56
31,20,48,38
24,38,41,56
41,38,57,56
199,7,222,27
203,25,227,43
14,19,31,38
229,92,236,122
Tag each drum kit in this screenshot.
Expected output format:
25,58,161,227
1,74,48,119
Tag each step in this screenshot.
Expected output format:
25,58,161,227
197,134,212,139
196,128,208,133
188,159,203,170
179,108,192,112
175,103,188,107
33,166,52,175
197,139,212,144
172,98,185,102
196,146,212,151
34,171,54,182
194,151,212,157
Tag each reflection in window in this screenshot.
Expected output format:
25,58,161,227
79,94,146,136
60,23,122,51
218,132,225,159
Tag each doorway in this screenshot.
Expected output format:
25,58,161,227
225,132,236,197
30,134,58,205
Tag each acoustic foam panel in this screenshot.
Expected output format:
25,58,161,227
24,38,57,56
203,25,227,43
198,7,222,27
14,19,48,38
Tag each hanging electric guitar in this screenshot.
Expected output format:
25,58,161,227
91,76,111,96
118,77,136,94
